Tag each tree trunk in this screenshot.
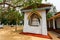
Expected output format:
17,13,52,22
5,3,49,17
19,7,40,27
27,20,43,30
15,19,18,32
15,25,17,32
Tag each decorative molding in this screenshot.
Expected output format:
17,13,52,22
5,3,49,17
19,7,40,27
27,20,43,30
27,11,42,19
21,7,51,12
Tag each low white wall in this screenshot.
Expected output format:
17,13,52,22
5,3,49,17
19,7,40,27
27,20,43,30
0,25,3,27
23,10,47,35
0,24,4,27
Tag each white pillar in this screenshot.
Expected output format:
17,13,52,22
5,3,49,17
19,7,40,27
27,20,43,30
53,19,55,29
49,21,50,28
41,11,47,35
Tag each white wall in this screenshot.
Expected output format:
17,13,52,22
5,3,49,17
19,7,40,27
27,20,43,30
41,11,47,35
23,10,47,35
56,18,60,28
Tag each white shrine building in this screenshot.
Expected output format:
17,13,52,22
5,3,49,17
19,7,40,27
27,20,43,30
21,3,52,35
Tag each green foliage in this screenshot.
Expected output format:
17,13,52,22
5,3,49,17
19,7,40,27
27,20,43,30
0,0,46,25
7,8,22,25
6,0,43,8
47,12,52,19
1,18,8,25
0,0,3,2
0,7,23,25
23,0,42,7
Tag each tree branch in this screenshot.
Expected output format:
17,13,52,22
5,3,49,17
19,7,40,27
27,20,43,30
0,2,22,8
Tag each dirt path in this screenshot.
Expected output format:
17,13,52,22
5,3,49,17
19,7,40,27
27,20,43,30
0,25,51,40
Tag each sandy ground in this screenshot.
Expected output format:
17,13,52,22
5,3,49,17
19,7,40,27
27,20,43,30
0,25,51,40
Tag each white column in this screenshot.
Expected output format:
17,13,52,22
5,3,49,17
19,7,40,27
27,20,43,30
41,11,47,35
49,21,50,28
53,19,55,29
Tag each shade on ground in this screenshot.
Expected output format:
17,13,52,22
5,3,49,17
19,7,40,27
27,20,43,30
0,25,51,40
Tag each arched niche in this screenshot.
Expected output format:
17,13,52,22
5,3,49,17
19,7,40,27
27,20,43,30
28,11,42,26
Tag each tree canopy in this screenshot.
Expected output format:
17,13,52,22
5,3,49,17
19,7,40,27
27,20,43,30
0,0,44,8
0,0,48,25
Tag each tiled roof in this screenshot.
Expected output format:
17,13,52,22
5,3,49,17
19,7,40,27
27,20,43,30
22,3,52,10
55,12,60,15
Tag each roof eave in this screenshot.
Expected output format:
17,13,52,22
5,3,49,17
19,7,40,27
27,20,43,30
21,6,51,13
